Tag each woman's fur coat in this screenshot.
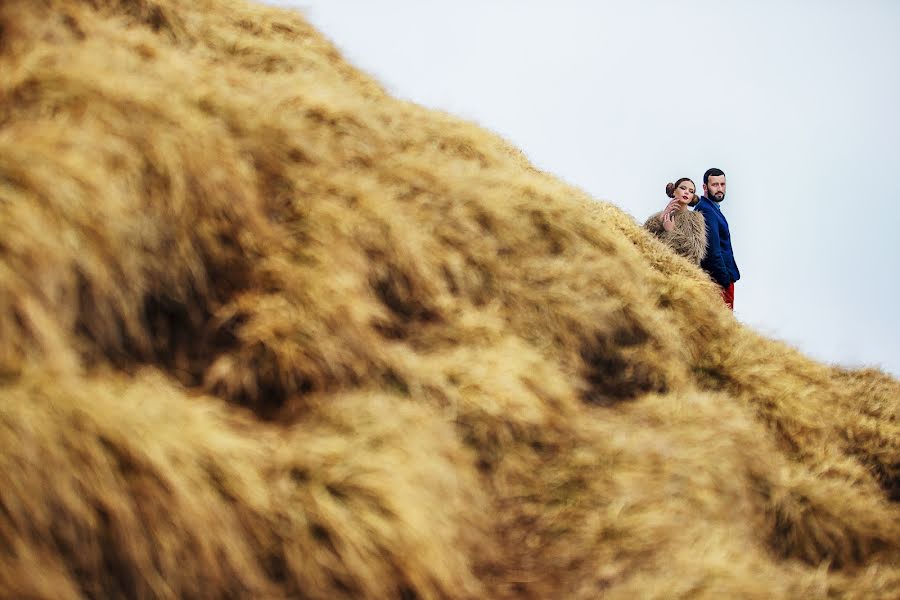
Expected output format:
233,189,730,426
643,209,707,265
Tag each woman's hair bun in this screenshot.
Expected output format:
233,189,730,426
665,182,676,198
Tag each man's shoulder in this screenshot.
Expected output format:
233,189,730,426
693,201,712,215
693,198,718,216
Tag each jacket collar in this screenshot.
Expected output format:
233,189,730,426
699,196,723,212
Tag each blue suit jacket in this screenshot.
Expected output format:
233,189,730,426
694,196,740,287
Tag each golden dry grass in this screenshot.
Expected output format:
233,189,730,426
0,1,898,598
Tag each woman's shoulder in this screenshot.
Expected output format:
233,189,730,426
678,209,705,230
681,210,707,245
643,211,665,230
683,209,705,224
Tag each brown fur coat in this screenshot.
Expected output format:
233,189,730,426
643,209,707,265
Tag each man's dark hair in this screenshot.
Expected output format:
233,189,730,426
703,168,725,185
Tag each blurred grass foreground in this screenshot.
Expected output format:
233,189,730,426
0,1,898,598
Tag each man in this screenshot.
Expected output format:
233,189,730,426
694,168,740,309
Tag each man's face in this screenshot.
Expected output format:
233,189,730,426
704,175,726,201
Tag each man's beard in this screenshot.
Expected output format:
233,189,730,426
712,192,725,202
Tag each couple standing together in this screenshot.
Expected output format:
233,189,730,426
644,168,740,310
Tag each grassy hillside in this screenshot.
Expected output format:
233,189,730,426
0,1,897,598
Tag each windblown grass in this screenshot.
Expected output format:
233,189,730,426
0,1,897,598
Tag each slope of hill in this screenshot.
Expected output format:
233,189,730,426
0,1,897,598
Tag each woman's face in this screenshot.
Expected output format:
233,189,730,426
674,180,695,205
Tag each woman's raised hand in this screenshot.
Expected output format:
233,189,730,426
661,199,680,232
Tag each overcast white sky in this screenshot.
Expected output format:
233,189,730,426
267,0,900,377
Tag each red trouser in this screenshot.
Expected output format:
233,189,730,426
721,282,735,310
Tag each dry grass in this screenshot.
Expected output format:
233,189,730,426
0,1,897,598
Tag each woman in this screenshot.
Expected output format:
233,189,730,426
643,177,707,265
